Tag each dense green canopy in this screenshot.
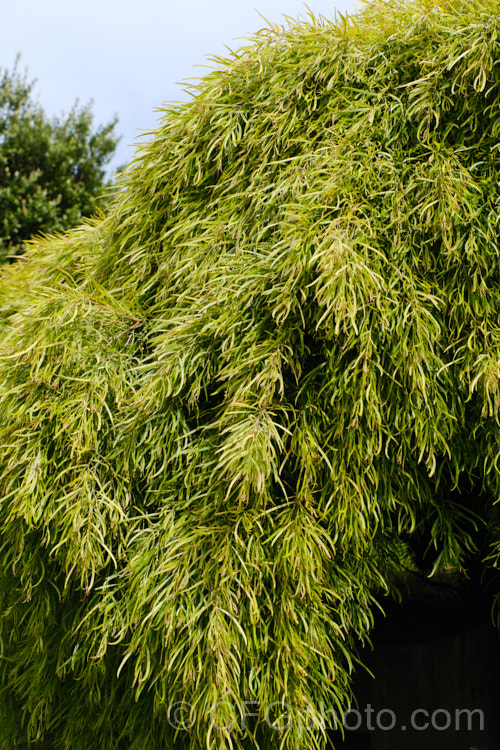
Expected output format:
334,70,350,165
0,0,499,747
0,57,119,263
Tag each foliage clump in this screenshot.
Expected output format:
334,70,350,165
0,56,119,262
0,1,500,748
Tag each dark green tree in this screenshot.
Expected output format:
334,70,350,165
0,1,499,748
0,56,119,262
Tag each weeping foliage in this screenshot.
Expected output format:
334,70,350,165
1,0,500,747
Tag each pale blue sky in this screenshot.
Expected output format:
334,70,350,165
1,0,358,173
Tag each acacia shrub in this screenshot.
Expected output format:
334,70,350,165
0,1,499,749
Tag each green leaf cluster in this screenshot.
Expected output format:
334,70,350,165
0,1,499,748
0,56,119,263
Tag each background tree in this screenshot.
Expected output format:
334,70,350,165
0,1,499,749
0,56,119,262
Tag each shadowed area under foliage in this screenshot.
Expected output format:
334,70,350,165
0,0,500,748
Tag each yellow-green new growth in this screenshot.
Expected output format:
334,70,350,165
0,0,499,748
